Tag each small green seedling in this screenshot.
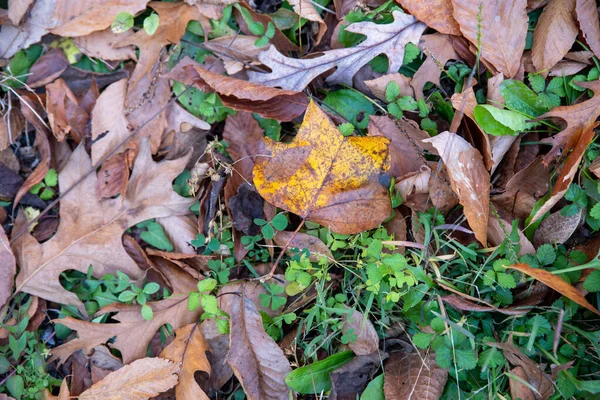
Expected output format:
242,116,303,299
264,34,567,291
30,169,58,200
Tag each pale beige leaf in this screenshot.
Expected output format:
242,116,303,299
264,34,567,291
8,0,35,25
78,357,179,400
74,29,137,62
12,139,193,311
341,309,379,356
288,0,327,44
423,131,490,245
532,0,578,74
203,35,267,69
160,323,211,400
0,0,57,59
91,79,131,164
249,10,426,91
533,207,583,247
156,215,198,254
50,0,150,37
384,351,448,400
227,294,292,400
452,0,528,77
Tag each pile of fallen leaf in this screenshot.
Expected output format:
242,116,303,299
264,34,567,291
1,0,600,398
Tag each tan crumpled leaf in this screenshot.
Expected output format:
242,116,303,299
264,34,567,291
575,0,600,59
96,151,130,198
167,59,308,122
50,259,202,364
507,263,600,315
423,131,490,245
532,0,578,74
341,309,379,356
253,100,391,234
160,323,211,400
249,10,426,91
12,139,193,311
384,351,448,400
0,226,15,310
396,0,460,35
452,0,528,77
78,357,179,400
533,207,583,247
227,294,292,400
50,0,150,37
412,34,459,99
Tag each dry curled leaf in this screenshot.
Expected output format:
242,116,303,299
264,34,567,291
227,294,292,400
423,131,490,245
364,73,414,101
253,100,391,234
249,10,426,91
451,0,528,77
507,263,600,315
50,260,202,364
160,323,211,400
12,139,193,311
78,357,179,400
538,79,600,165
384,351,448,400
396,0,460,35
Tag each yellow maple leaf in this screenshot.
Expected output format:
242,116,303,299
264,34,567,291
253,100,392,234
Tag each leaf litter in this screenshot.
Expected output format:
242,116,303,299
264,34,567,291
1,0,600,399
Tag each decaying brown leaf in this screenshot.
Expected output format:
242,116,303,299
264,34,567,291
74,28,137,62
532,0,578,74
0,226,15,310
367,116,428,179
451,0,528,77
330,352,382,400
412,34,459,99
341,308,379,356
227,294,292,400
160,323,211,400
249,10,426,91
384,351,448,400
507,263,600,315
424,131,490,245
78,357,179,400
575,0,600,59
396,0,460,35
273,231,333,262
489,339,554,400
533,207,583,247
167,59,308,121
253,100,391,234
12,139,193,311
